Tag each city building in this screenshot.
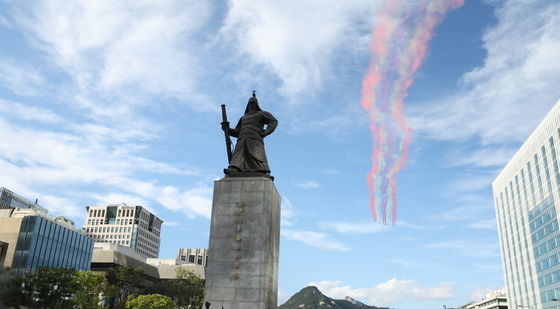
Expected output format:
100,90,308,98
493,101,560,309
91,243,205,280
459,289,508,309
0,187,47,213
83,204,163,258
177,248,208,267
90,243,204,308
146,257,205,279
0,189,93,275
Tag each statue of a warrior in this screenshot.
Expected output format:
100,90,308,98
222,91,278,178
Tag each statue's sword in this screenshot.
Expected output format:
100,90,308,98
221,104,233,163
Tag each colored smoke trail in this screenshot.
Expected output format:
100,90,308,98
361,0,464,225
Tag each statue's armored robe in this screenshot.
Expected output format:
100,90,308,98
228,110,278,174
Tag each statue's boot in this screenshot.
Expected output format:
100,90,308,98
223,167,240,174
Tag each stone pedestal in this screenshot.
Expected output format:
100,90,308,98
204,177,280,309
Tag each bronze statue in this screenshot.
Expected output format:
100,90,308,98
222,91,278,178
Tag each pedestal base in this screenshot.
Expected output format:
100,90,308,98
204,177,280,309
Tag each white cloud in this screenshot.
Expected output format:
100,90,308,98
0,105,210,220
70,122,158,143
321,168,348,176
38,194,83,218
446,147,517,168
294,180,320,189
320,221,388,235
162,221,193,232
0,99,64,124
157,186,212,219
285,106,369,137
473,264,502,272
467,218,497,230
0,2,217,223
386,259,415,269
397,220,447,230
281,196,297,226
424,240,499,258
309,279,454,306
437,204,492,222
409,1,560,145
0,14,9,26
0,60,45,96
9,0,212,111
87,192,150,209
450,177,495,193
281,229,350,251
221,0,378,98
321,220,441,234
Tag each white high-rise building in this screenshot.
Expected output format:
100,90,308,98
83,204,163,258
493,101,560,309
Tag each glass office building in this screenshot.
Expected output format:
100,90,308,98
494,101,560,309
10,215,94,276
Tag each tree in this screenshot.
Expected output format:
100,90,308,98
30,267,79,308
106,266,145,308
143,268,204,309
1,266,203,309
174,268,204,309
0,266,10,294
1,266,78,309
0,267,13,302
125,294,175,309
0,268,31,309
73,271,108,309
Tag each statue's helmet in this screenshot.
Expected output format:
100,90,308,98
245,91,262,114
248,96,258,104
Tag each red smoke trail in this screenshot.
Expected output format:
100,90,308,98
361,0,464,225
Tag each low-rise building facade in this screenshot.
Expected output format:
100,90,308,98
91,243,204,280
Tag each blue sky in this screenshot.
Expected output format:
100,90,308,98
1,0,560,308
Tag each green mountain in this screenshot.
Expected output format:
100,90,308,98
278,286,389,309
